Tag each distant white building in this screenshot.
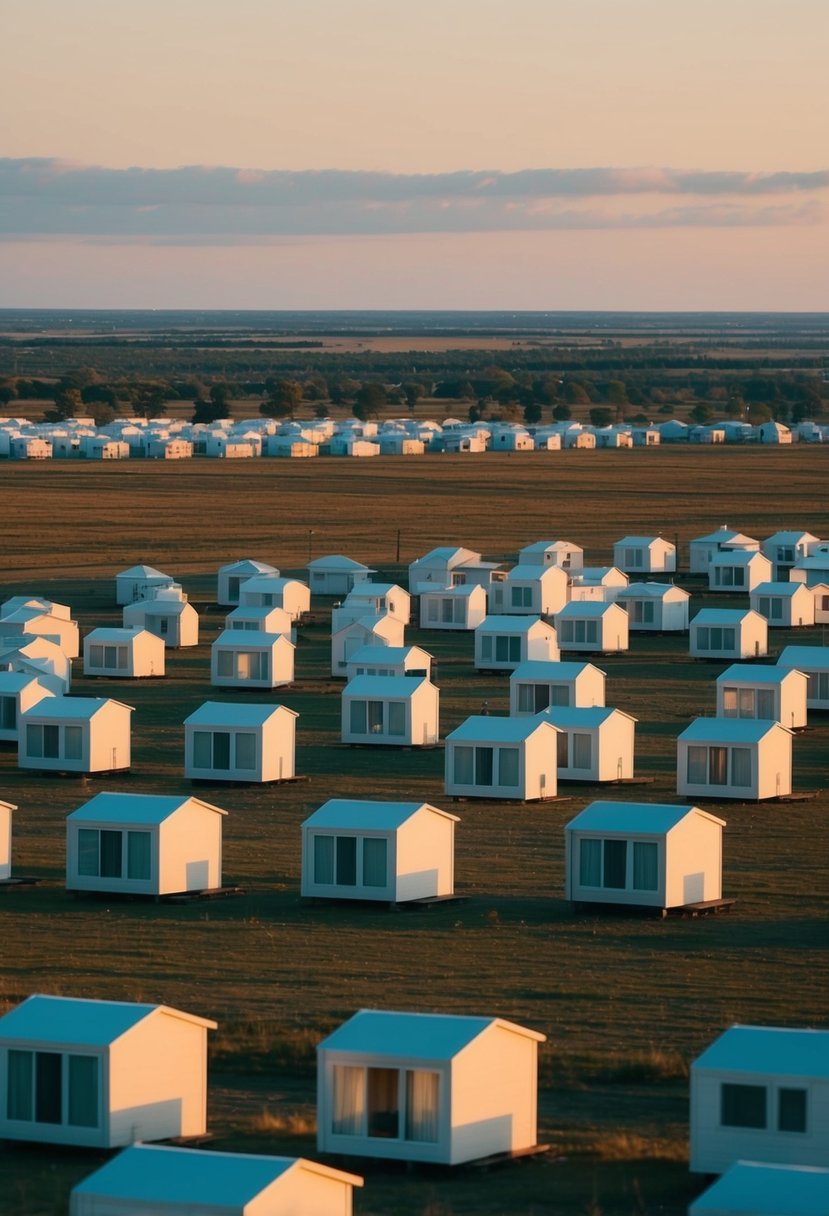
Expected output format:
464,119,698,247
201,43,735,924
20,696,133,774
184,701,297,782
716,664,808,730
689,527,760,575
341,676,439,747
474,616,559,671
115,565,176,606
83,628,165,679
509,660,606,714
216,559,278,606
690,609,768,661
778,645,829,711
616,582,690,632
419,584,487,631
444,714,560,800
0,672,54,743
308,556,375,596
613,536,676,575
555,602,629,654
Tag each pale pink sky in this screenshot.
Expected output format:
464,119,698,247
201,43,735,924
2,0,827,309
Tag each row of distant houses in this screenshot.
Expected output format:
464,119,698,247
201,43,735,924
0,412,823,460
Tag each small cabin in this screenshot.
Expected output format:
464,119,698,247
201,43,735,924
555,602,629,654
474,616,559,671
216,558,278,606
341,676,439,746
543,706,636,782
331,614,406,677
749,581,815,628
301,799,458,902
335,583,411,627
0,994,215,1147
509,660,606,714
689,527,760,575
518,540,584,572
689,1161,829,1216
114,565,176,606
716,664,808,730
564,801,725,910
810,582,829,625
69,1145,363,1216
778,645,829,711
613,536,676,575
19,697,133,774
567,567,629,603
224,603,293,637
0,672,54,742
66,792,226,896
83,628,165,679
760,530,821,580
0,637,72,695
690,1025,829,1174
444,715,559,800
487,565,569,617
615,583,690,632
0,800,16,880
184,701,297,782
0,607,80,659
677,718,792,801
122,590,199,649
789,546,829,588
708,550,773,593
345,644,433,681
308,556,376,597
211,630,295,689
408,546,482,594
419,584,488,631
316,1009,545,1165
690,609,768,660
237,576,310,621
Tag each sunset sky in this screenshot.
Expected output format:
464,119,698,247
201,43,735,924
2,0,827,310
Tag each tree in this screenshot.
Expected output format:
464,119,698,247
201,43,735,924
552,403,571,422
690,403,714,425
129,381,169,419
329,377,360,406
0,379,17,406
302,375,329,402
209,382,235,412
402,382,425,411
87,401,117,427
564,380,590,405
44,387,82,421
589,406,614,428
354,382,387,417
522,400,542,425
193,398,229,425
260,379,302,419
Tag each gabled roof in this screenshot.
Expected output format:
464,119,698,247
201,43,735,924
421,583,483,599
185,700,296,726
23,696,133,720
213,629,292,648
689,1162,829,1216
709,549,768,566
691,527,757,546
511,660,605,681
116,565,170,579
240,574,305,591
308,555,374,571
447,714,558,742
540,706,637,728
334,613,399,637
575,566,627,582
477,615,550,634
347,645,431,665
556,601,622,618
779,644,829,670
692,608,758,625
71,1145,362,1206
752,581,808,597
520,540,581,555
343,675,428,698
0,994,216,1045
0,671,49,693
678,717,790,743
319,1009,544,1059
345,582,408,599
303,799,458,830
85,627,155,644
219,558,277,575
614,535,672,547
618,582,689,599
717,663,803,686
693,1025,829,1078
566,801,724,834
68,792,227,824
763,530,820,545
506,564,565,581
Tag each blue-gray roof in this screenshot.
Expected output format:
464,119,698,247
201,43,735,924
540,706,635,728
84,627,151,643
717,664,798,686
752,581,806,597
319,1009,543,1059
348,645,429,665
303,799,456,830
117,565,170,579
213,629,291,648
693,1025,829,1079
22,696,133,720
689,1162,829,1216
447,715,556,742
308,555,372,571
779,645,829,671
764,531,819,545
709,550,766,566
0,994,212,1046
219,559,277,575
615,536,668,547
511,660,604,681
477,615,547,634
67,792,226,824
678,717,786,743
692,609,756,625
566,801,722,834
692,528,756,545
185,700,294,726
70,1145,360,1205
618,582,688,599
343,675,427,698
556,602,620,618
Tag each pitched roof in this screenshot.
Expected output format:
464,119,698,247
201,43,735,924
556,601,621,618
709,549,767,566
691,527,757,546
678,717,790,742
693,1025,829,1078
477,615,550,634
308,555,373,571
751,581,808,597
84,627,155,644
618,582,689,599
319,1009,544,1059
447,715,557,742
23,696,133,720
303,799,457,830
347,645,430,665
691,608,757,625
219,559,277,575
540,706,636,728
763,530,820,545
566,800,723,834
343,675,428,698
615,536,671,547
116,565,170,579
689,1162,829,1216
717,663,801,685
67,792,226,824
511,660,605,680
185,700,296,726
779,645,829,670
0,994,215,1045
213,629,292,648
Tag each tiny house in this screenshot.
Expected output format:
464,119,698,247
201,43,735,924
114,565,176,606
211,630,295,689
66,792,226,896
689,527,760,574
708,550,773,593
69,1145,363,1216
408,547,482,594
0,637,72,695
749,581,815,627
216,558,278,606
564,801,725,910
543,706,636,782
677,718,792,801
761,530,821,580
616,583,690,632
487,565,569,617
341,676,439,746
224,604,293,637
690,1025,829,1174
83,628,165,678
555,602,629,654
316,1009,545,1164
518,540,584,572
789,545,829,588
419,584,488,631
567,567,629,603
778,645,829,711
301,799,458,902
335,583,411,626
0,993,215,1147
19,697,133,774
345,644,433,681
184,701,297,782
308,556,376,596
613,536,676,575
716,664,808,730
444,715,559,800
0,672,54,742
238,576,310,620
690,609,768,660
0,607,80,659
509,660,606,713
122,590,199,649
689,1162,829,1216
331,614,406,676
0,800,16,880
474,616,559,671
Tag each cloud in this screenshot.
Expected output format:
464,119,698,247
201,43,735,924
0,158,826,241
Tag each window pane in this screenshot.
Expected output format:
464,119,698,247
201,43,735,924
722,688,738,717
64,726,82,761
212,731,231,770
603,839,627,889
388,702,405,737
89,645,103,668
367,1067,399,1138
104,646,118,670
406,1070,439,1142
127,832,151,880
314,835,334,884
350,700,368,735
7,1050,32,1120
585,621,598,643
235,732,256,770
453,746,473,784
778,1088,807,1133
427,599,439,622
517,685,534,712
495,636,508,663
731,747,752,787
77,829,99,877
441,599,453,623
572,733,592,770
738,688,754,717
556,732,569,767
709,746,728,785
192,731,212,769
475,746,494,785
633,842,658,891
687,746,707,784
363,838,387,887
367,702,384,733
481,635,492,660
722,629,735,650
99,830,122,878
0,696,15,731
498,747,519,787
757,690,775,719
721,1083,766,1128
697,627,709,651
216,650,233,677
336,836,357,885
35,1052,62,1124
116,647,127,670
509,636,521,662
549,684,569,706
68,1056,98,1127
579,839,601,886
332,1065,365,1135
43,724,60,758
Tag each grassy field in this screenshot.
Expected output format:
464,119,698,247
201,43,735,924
1,448,828,1215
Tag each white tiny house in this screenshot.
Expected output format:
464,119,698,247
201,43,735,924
688,527,759,575
0,800,16,880
66,792,226,896
690,1025,829,1174
211,630,295,689
778,645,829,711
345,644,433,681
749,581,815,627
474,616,559,671
716,664,808,730
238,575,310,620
0,637,72,696
690,609,768,660
518,540,584,571
408,546,482,594
122,590,199,649
83,628,165,678
301,800,458,902
184,701,297,783
341,676,439,746
308,556,376,596
19,697,133,774
761,530,821,580
613,536,676,575
509,660,606,713
335,583,411,626
316,1009,545,1164
543,706,636,782
331,614,405,677
0,607,80,659
0,672,54,742
567,567,629,602
224,604,293,637
216,558,278,606
445,715,559,800
677,718,792,801
555,602,629,654
564,801,725,910
616,583,690,632
0,994,215,1147
708,550,773,593
419,584,488,631
114,565,176,606
487,565,569,617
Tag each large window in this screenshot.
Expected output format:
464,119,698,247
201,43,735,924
687,745,751,788
632,842,658,891
0,695,16,731
332,1065,439,1142
88,644,127,671
562,619,599,645
721,1083,766,1128
495,635,522,664
76,828,151,882
778,1088,807,1133
312,835,387,890
572,733,592,770
603,839,627,888
716,566,746,588
511,586,533,609
25,723,61,759
578,837,659,893
452,744,518,788
806,671,829,701
217,649,270,681
722,687,774,719
630,600,655,625
624,548,644,568
6,1050,99,1128
758,596,783,622
349,700,408,738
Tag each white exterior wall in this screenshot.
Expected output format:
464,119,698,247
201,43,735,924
0,1044,107,1147
395,813,454,900
716,674,808,731
107,1015,209,1144
0,804,11,880
0,679,54,742
331,619,405,675
341,683,439,747
302,829,395,901
474,623,559,671
677,733,791,800
690,1070,829,1174
444,730,557,800
211,638,295,689
449,1028,538,1164
565,832,666,907
116,575,174,606
620,593,689,632
613,540,676,574
66,823,160,896
158,804,222,894
185,715,295,782
83,633,165,678
509,668,606,714
690,617,768,660
489,568,568,617
249,1170,355,1216
419,588,487,630
555,716,635,782
750,587,815,627
123,602,199,648
88,705,133,773
709,554,773,593
1,615,79,659
664,814,722,907
556,607,628,653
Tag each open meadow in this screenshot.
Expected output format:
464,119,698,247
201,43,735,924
1,447,828,1215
